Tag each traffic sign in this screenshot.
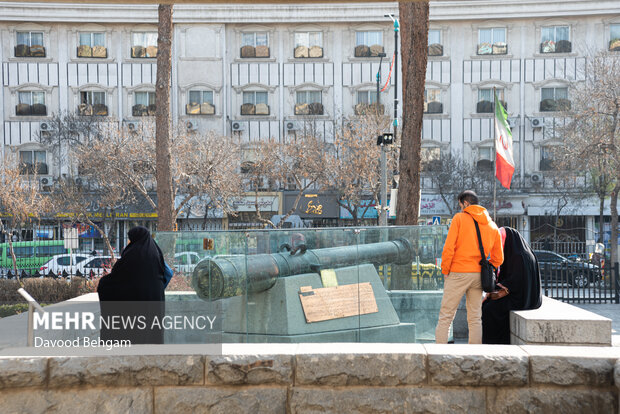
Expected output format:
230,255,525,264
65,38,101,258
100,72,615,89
432,216,441,225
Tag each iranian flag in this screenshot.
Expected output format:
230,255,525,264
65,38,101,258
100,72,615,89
494,92,515,189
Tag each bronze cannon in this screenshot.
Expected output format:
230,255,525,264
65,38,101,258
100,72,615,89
191,238,413,301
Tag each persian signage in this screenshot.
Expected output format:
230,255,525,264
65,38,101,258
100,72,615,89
283,192,339,218
298,282,378,323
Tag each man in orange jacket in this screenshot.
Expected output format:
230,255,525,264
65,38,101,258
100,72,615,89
435,190,503,344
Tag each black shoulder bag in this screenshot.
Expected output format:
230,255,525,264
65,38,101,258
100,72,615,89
468,215,497,293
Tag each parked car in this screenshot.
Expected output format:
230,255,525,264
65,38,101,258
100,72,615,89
173,251,202,275
39,253,91,275
75,256,113,278
533,250,600,288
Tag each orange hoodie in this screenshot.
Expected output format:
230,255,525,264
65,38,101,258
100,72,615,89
440,205,503,275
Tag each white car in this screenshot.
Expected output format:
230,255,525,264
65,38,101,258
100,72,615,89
173,251,202,275
75,256,114,278
39,254,91,276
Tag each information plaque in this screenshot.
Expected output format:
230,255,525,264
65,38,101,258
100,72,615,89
299,282,378,323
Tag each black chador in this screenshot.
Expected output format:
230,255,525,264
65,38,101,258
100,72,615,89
482,227,542,344
97,226,166,344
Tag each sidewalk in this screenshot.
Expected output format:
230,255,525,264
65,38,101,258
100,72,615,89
572,303,620,346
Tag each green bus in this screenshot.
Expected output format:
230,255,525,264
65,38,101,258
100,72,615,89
0,240,68,273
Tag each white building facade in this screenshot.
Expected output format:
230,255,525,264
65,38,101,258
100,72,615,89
1,1,619,255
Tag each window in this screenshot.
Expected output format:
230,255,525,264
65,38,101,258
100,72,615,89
540,147,555,171
16,91,46,116
421,147,441,171
355,91,382,115
15,31,45,57
132,92,156,116
477,147,493,171
610,24,620,51
37,245,67,257
295,91,323,115
424,89,442,114
78,32,106,58
477,28,506,55
131,32,157,58
57,256,87,266
187,90,215,115
428,29,443,56
13,246,34,258
354,31,384,57
241,91,269,115
477,89,506,113
241,32,270,58
79,91,107,116
540,87,570,112
357,91,378,105
19,150,48,175
541,26,571,53
294,31,323,58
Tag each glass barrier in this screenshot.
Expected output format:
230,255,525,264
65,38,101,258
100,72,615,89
155,225,449,344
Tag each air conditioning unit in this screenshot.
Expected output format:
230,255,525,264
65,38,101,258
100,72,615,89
529,117,544,128
39,122,56,132
39,177,52,192
530,173,543,185
506,117,519,129
185,120,197,131
124,121,139,132
286,121,300,131
231,121,245,132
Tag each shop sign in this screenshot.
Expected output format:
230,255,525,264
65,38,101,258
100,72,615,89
284,193,339,218
420,195,451,216
231,195,280,212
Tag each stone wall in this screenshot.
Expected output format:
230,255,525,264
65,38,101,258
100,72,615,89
1,343,619,413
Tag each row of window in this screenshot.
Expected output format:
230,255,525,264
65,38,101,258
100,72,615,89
423,87,569,114
14,30,385,60
427,24,620,56
13,86,571,118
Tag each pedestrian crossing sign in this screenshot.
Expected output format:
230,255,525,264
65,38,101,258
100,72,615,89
432,216,441,225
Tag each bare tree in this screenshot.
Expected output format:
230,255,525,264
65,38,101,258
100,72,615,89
396,0,428,225
331,113,396,225
554,51,620,266
247,126,334,228
80,121,242,223
48,177,119,261
0,152,51,278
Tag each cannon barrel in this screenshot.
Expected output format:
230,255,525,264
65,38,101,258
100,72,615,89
192,238,413,301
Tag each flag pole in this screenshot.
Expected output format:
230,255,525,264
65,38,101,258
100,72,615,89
493,87,497,222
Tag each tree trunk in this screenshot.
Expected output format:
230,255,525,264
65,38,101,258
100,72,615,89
396,1,428,225
155,4,174,232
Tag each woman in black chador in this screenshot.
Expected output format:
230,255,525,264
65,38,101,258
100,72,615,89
97,226,166,344
482,227,542,344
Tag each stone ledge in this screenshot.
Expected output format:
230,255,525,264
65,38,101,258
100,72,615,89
0,387,152,413
425,344,529,386
154,386,287,414
295,350,427,386
290,387,486,413
487,387,616,413
49,355,204,387
523,345,620,386
510,297,612,346
206,354,293,385
0,357,47,389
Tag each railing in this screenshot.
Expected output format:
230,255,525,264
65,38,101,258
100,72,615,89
540,262,619,304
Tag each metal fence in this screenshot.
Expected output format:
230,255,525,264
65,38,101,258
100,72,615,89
530,241,587,258
540,262,619,304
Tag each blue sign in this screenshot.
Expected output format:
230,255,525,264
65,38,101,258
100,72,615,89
432,216,441,225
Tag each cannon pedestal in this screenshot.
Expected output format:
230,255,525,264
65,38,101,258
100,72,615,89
221,263,416,343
